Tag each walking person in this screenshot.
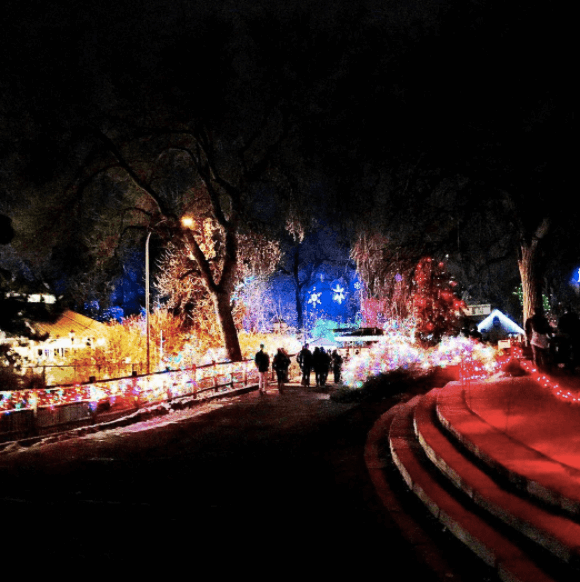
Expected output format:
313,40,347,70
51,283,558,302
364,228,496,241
312,347,322,386
297,343,313,387
525,309,552,371
319,347,331,387
255,343,270,394
558,306,580,372
331,350,343,383
312,347,330,387
273,348,290,392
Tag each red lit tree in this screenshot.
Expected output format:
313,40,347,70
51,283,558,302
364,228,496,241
412,257,465,346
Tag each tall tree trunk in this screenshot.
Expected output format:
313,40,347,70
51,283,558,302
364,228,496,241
183,225,243,362
517,218,550,324
212,290,242,362
518,244,541,324
292,250,304,332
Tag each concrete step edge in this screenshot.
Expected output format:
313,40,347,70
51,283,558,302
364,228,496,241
389,397,558,582
414,389,580,569
436,382,580,518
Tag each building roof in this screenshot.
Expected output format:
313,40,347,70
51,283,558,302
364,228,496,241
477,309,525,335
308,336,339,349
334,327,384,343
30,309,108,339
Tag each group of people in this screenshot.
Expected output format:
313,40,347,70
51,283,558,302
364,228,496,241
297,344,343,387
457,306,580,374
254,343,344,393
525,306,580,373
254,344,292,394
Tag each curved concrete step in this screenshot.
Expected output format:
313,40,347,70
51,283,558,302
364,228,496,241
364,397,478,581
436,381,580,517
414,388,580,573
389,396,560,582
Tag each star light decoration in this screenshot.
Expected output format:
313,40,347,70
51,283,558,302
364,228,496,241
332,283,346,304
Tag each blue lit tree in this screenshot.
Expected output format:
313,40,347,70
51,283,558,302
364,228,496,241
276,226,359,333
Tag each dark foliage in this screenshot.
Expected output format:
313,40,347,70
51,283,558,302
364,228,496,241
0,215,15,245
0,297,59,340
0,1,573,321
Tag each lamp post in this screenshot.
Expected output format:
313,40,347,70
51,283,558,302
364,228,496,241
145,230,152,375
145,218,170,374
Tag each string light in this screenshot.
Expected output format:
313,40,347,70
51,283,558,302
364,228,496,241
5,327,577,422
0,360,259,414
519,360,580,404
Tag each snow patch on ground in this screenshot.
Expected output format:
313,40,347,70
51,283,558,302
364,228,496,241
0,397,232,456
87,400,227,437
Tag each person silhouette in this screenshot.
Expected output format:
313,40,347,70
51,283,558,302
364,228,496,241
297,344,313,387
525,310,552,371
331,350,343,383
254,344,270,393
273,348,290,391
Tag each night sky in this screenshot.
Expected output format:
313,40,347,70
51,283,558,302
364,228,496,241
0,0,575,316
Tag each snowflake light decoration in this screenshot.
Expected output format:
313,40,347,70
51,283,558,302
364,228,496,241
332,284,346,304
308,288,322,307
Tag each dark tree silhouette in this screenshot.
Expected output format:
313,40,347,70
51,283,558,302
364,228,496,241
0,215,14,245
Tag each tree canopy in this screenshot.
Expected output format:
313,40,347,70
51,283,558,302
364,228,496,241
0,0,574,343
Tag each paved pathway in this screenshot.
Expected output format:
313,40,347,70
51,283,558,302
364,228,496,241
0,380,496,580
466,372,580,470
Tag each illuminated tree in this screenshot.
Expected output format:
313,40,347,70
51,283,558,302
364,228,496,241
275,225,356,332
411,257,464,346
156,219,281,338
64,310,196,381
351,232,414,326
5,107,293,363
0,6,310,362
349,166,469,328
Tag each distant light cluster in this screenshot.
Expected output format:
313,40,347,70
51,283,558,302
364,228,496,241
9,328,575,422
341,333,500,389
